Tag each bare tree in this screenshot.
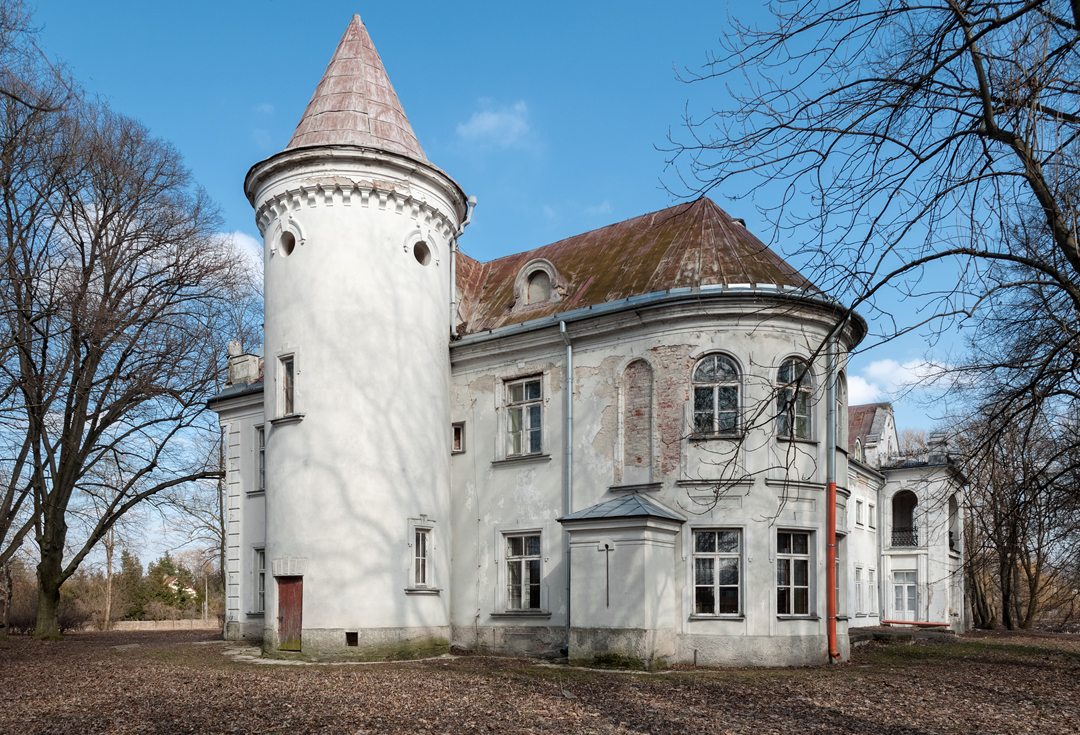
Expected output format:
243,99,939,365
667,1,1080,431
0,97,249,637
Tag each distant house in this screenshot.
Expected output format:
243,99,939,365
209,15,965,667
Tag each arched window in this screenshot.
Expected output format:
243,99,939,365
891,490,918,546
621,360,654,483
836,373,848,446
854,439,863,463
526,270,552,304
692,354,740,435
777,357,813,440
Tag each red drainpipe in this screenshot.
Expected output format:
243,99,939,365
826,480,839,662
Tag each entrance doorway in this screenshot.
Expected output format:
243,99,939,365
892,570,917,621
277,576,303,651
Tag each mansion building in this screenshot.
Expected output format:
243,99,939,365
209,15,966,667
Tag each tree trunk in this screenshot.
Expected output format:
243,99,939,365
34,557,62,639
34,516,66,639
103,530,114,631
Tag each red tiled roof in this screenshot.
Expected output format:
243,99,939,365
848,402,891,453
456,198,815,335
287,15,425,161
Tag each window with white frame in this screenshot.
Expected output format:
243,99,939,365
777,530,812,615
868,503,876,529
451,422,465,454
693,529,741,615
776,357,813,439
836,373,847,445
254,547,266,614
414,528,431,587
869,569,877,614
855,566,864,614
506,377,542,456
505,532,541,610
855,499,864,526
255,426,265,493
691,354,740,435
280,355,295,416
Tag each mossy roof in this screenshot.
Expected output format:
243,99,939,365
456,197,815,335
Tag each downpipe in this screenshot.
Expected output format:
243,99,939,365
559,320,573,647
825,338,840,663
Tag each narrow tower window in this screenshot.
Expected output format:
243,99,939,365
280,356,295,416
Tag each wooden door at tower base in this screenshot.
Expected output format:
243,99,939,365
277,576,302,651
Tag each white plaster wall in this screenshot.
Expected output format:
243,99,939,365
845,464,883,627
214,393,264,641
450,298,861,665
881,466,965,630
249,148,465,651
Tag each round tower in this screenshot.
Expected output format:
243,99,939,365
244,15,467,656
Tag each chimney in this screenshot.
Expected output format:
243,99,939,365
226,340,262,386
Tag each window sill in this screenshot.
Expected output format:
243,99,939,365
245,612,265,618
404,587,441,596
492,453,551,467
246,491,265,498
836,615,850,621
688,614,744,621
689,433,744,443
777,615,820,621
855,613,868,618
490,610,552,619
271,413,305,426
608,482,662,493
775,437,818,446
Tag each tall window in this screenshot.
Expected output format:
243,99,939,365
280,355,295,415
777,530,812,615
692,354,740,435
693,529,741,615
254,547,266,614
855,566,864,614
855,499,864,526
505,533,541,610
836,373,847,445
868,569,877,614
414,528,430,587
506,377,542,456
776,357,813,439
255,426,265,493
868,503,876,529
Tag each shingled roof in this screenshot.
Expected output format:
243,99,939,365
848,402,892,453
456,198,816,335
287,15,426,161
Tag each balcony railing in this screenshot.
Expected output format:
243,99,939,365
892,528,918,547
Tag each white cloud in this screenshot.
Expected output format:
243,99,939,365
254,102,275,115
585,200,613,216
847,374,883,404
222,230,263,284
848,359,956,407
456,99,531,148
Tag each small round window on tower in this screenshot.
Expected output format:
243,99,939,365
280,231,296,256
413,241,431,265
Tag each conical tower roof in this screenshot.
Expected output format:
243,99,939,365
286,15,426,160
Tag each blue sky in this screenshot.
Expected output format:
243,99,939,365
32,1,949,431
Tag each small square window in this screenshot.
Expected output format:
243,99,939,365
451,422,465,454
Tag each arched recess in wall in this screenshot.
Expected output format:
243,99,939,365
621,359,654,485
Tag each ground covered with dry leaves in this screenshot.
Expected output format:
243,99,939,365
1,629,1077,734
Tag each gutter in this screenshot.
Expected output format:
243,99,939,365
559,320,574,641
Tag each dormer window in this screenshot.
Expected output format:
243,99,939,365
526,270,552,304
514,259,561,309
